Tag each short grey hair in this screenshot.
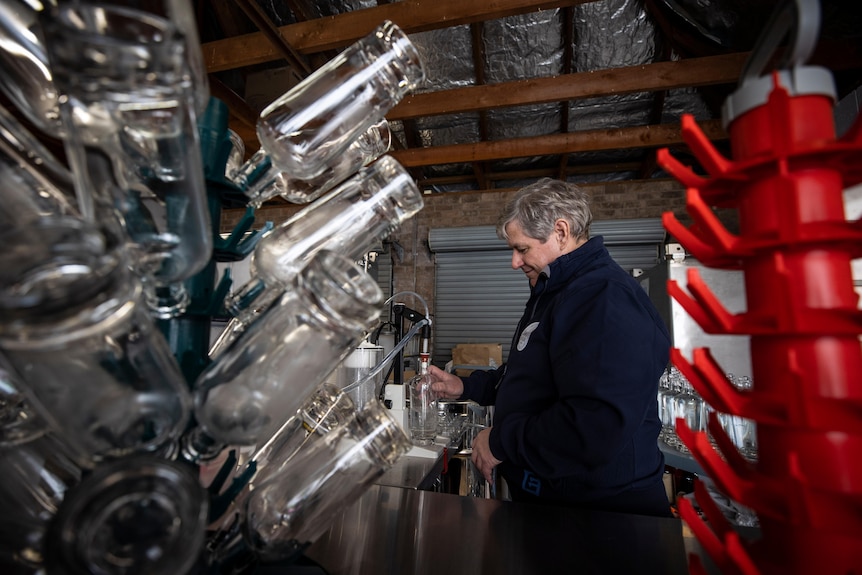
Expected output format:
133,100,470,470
496,178,592,242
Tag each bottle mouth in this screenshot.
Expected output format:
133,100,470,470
0,217,121,317
46,455,208,575
353,402,412,466
374,20,427,91
303,250,383,327
366,155,425,221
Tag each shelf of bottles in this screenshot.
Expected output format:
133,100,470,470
656,1,862,573
658,366,758,462
0,3,430,573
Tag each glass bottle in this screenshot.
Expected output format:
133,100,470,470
207,384,358,535
256,20,425,180
0,0,65,138
0,90,78,233
210,154,422,359
250,384,358,480
240,400,411,563
0,360,85,572
661,366,684,450
674,379,708,454
0,217,193,462
656,368,673,443
407,352,438,445
45,455,208,575
233,119,392,208
194,249,383,447
41,3,212,317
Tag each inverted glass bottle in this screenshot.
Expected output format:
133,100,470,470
210,154,422,358
234,119,392,208
194,249,383,447
241,400,411,562
207,384,357,535
0,217,193,462
0,362,84,571
45,455,208,575
0,0,64,138
256,20,425,180
41,3,212,317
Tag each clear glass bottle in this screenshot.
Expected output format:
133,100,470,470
234,119,392,208
0,361,85,572
0,217,193,462
407,352,438,445
41,3,212,317
210,154,422,359
194,249,383,447
0,0,65,138
45,455,208,575
241,400,411,562
256,20,424,180
661,366,684,450
207,384,358,535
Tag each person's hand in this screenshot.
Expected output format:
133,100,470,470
471,427,502,484
426,364,464,400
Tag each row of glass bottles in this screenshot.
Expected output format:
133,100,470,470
658,366,758,460
0,3,428,572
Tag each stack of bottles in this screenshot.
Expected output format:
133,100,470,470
0,2,430,573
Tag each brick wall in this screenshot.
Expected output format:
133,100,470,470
220,178,735,321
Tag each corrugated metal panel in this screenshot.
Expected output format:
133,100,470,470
430,220,664,366
434,251,527,366
428,218,665,252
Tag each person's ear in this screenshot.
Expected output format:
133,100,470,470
554,219,569,247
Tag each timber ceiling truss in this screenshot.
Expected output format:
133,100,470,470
200,0,862,201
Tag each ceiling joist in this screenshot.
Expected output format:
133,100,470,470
389,119,727,168
202,0,601,72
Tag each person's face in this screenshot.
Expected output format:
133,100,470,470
505,220,563,286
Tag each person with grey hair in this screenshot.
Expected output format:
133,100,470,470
428,177,672,517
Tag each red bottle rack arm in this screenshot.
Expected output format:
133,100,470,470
678,479,760,575
667,271,740,334
656,147,709,189
675,419,785,520
680,415,862,532
679,114,735,179
671,347,786,423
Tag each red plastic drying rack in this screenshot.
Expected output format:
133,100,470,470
656,53,862,575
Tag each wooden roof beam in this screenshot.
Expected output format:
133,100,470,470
390,119,727,167
202,0,601,72
389,52,750,120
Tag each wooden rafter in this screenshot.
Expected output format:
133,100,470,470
390,120,727,167
469,21,489,190
202,0,602,72
389,52,750,120
230,0,312,76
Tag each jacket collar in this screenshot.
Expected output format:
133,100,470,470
535,236,605,293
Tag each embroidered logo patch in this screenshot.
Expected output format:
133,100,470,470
522,470,541,496
516,321,540,351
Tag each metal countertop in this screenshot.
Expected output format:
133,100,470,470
305,484,692,575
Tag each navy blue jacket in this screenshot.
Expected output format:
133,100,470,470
460,236,670,509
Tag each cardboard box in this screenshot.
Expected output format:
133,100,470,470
452,343,503,377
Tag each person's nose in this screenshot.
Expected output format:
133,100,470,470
511,250,523,270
